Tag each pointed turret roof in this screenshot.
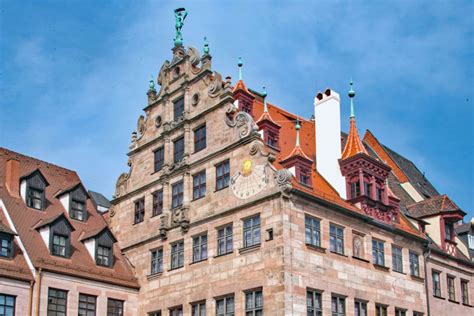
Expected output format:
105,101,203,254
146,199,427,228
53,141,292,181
232,57,252,94
341,80,368,160
281,119,312,162
256,87,280,127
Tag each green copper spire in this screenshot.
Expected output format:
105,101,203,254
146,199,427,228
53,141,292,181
348,79,356,118
295,119,301,147
238,57,243,80
173,8,188,47
203,36,209,55
149,75,156,91
262,86,268,112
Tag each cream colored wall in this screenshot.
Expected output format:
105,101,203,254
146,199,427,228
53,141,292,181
424,215,441,245
0,277,31,316
34,271,138,315
456,236,470,258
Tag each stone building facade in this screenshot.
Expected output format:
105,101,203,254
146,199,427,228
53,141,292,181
108,33,460,315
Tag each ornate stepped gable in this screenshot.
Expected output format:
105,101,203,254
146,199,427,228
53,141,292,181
338,82,400,224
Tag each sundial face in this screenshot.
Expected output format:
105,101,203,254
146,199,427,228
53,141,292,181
231,158,268,199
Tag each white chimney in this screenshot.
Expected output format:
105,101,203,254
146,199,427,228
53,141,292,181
314,89,346,199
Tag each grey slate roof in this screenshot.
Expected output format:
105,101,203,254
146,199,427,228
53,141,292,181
88,190,111,209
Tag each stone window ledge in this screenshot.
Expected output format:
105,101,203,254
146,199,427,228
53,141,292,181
410,274,424,283
352,256,369,263
373,263,390,272
214,251,234,258
239,244,261,254
147,272,163,281
462,303,473,307
433,295,446,300
393,270,406,275
329,250,348,258
448,299,460,304
190,258,208,266
306,244,326,253
168,266,184,272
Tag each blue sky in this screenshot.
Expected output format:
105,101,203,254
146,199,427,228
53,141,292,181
1,0,473,218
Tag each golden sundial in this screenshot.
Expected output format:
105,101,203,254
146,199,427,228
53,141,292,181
231,158,268,199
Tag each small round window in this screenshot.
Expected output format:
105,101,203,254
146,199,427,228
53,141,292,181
155,116,162,128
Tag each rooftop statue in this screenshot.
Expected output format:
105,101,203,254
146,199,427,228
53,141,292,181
174,8,188,47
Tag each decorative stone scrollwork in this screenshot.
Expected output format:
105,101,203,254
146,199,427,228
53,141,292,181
113,158,133,198
249,140,277,163
274,169,293,196
137,115,147,135
170,206,190,233
208,71,223,98
236,112,259,139
159,213,169,239
157,61,170,86
187,46,201,67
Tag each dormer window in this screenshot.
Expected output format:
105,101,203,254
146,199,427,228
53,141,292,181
299,167,311,186
350,181,361,199
52,234,68,257
27,187,44,210
0,234,13,258
266,130,279,149
21,169,48,211
445,222,454,241
97,245,112,267
70,199,86,221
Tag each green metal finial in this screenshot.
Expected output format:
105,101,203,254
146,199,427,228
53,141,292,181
295,119,301,147
262,86,268,112
173,8,188,47
203,36,209,55
238,57,243,81
348,79,356,118
149,75,156,90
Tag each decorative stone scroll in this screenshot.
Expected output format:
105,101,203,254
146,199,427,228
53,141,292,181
187,46,201,67
225,105,259,140
113,158,133,198
137,115,147,136
208,71,223,98
249,140,276,163
274,169,293,196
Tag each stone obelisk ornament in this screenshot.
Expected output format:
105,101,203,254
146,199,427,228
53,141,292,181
173,8,188,47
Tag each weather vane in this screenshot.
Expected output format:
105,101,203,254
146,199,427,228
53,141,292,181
174,8,188,47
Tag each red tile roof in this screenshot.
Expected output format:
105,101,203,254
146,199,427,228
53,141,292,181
0,147,139,289
341,117,368,160
407,194,464,218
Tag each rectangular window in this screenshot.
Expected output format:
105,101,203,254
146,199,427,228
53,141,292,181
70,199,86,221
217,225,233,256
193,170,206,200
245,289,263,315
305,215,321,247
154,147,165,172
364,182,372,198
0,235,12,258
193,234,208,262
432,271,441,297
372,240,385,266
173,137,185,163
216,160,230,190
107,299,124,316
27,186,44,210
468,235,474,250
331,295,345,316
461,280,469,305
409,251,420,277
376,188,384,202
47,288,67,316
392,245,403,272
413,312,424,316
243,216,261,248
97,245,112,267
191,301,206,316
152,190,163,217
330,224,344,254
149,311,161,316
171,241,184,269
375,304,387,316
151,248,163,274
395,308,406,316
173,97,184,121
216,295,234,316
266,130,279,148
194,125,206,152
445,222,453,241
299,168,311,186
0,294,15,315
354,300,367,316
134,198,145,224
52,234,67,257
169,306,183,316
350,182,360,198
447,276,456,301
307,290,322,316
79,293,97,316
172,181,184,209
